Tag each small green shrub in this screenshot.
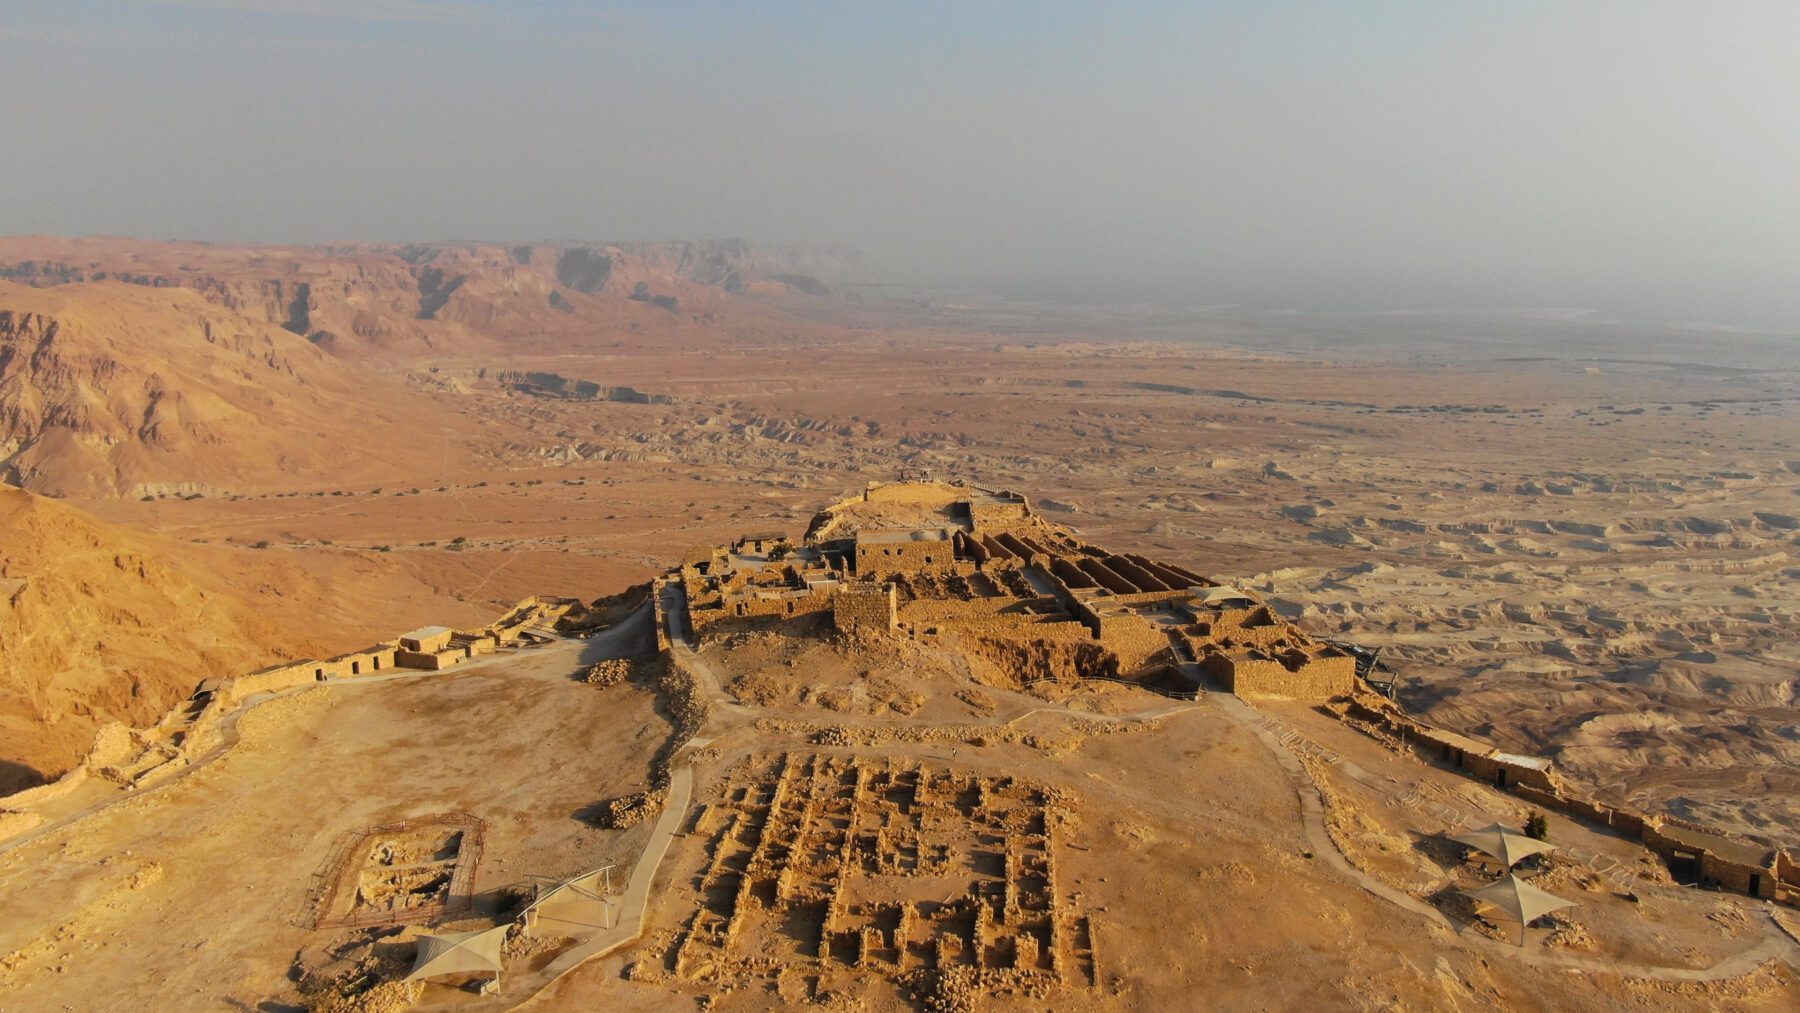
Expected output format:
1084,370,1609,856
1524,810,1549,841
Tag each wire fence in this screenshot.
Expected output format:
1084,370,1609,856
302,813,488,930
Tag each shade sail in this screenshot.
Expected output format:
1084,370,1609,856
1198,586,1255,606
406,925,508,982
526,867,613,936
1451,823,1557,867
1462,873,1575,928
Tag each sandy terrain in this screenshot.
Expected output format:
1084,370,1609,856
0,238,1795,1009
0,633,668,1011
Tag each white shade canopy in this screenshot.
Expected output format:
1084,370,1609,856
525,867,614,936
405,925,508,982
1462,874,1575,935
1451,823,1558,867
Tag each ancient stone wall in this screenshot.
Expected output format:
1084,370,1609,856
855,537,960,577
652,578,672,650
1092,613,1173,677
223,662,327,705
939,614,1093,643
969,498,1030,528
692,588,834,637
1335,694,1788,900
897,596,1059,624
1100,588,1197,607
1641,824,1779,898
1779,852,1800,893
1209,653,1355,700
393,647,460,670
833,586,896,636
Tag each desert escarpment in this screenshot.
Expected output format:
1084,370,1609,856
0,281,473,496
0,486,322,792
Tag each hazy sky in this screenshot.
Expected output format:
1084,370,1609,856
5,2,1799,329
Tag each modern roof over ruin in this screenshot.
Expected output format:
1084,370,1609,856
1489,751,1552,771
858,528,956,543
1656,823,1777,868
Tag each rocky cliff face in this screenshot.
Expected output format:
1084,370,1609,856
0,280,472,496
0,487,319,793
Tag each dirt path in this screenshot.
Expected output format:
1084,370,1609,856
0,653,512,860
1213,690,1800,981
0,623,642,861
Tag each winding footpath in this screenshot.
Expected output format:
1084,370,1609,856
1212,690,1800,982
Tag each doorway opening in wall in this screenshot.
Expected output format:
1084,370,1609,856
315,669,326,681
1668,849,1702,885
351,661,361,675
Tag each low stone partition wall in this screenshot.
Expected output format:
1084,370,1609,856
898,596,1059,623
934,613,1095,643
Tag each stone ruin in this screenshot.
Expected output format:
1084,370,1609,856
676,480,1354,701
307,813,486,930
655,752,1096,1005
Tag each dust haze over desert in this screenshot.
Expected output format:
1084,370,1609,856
1,3,1798,1011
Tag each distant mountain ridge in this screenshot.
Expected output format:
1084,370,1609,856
0,236,856,359
0,236,861,496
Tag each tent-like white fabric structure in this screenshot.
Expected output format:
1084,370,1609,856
405,925,508,983
1451,823,1557,867
525,867,615,936
1462,873,1575,945
1197,586,1256,606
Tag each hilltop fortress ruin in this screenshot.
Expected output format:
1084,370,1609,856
6,479,1799,1013
661,481,1796,906
673,480,1357,701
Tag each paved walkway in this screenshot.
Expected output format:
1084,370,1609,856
504,761,695,1009
1213,690,1800,981
495,587,724,1007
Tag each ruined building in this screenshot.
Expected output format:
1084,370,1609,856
674,481,1354,701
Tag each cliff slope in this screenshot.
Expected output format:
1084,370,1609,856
0,280,474,496
0,486,323,793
